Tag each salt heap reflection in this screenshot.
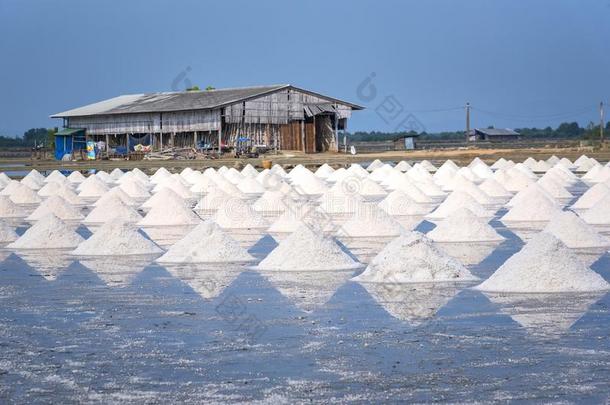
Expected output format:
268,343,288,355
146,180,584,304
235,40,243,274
78,256,155,288
163,263,246,300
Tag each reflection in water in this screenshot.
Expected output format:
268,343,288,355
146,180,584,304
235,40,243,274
258,269,354,313
357,282,465,325
139,225,197,248
78,256,155,287
163,263,245,300
435,242,500,267
337,236,395,264
483,291,608,336
15,250,75,280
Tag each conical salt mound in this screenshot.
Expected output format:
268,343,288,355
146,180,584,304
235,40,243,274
110,168,125,180
71,221,162,256
544,210,610,249
140,188,185,210
138,200,201,226
427,208,505,242
45,170,66,184
194,188,230,212
394,161,412,172
214,198,269,229
366,159,384,171
501,186,561,222
378,190,431,216
94,187,137,207
77,176,109,198
337,204,404,237
267,203,313,234
156,220,254,263
257,224,361,271
474,232,610,292
571,183,610,210
8,214,84,249
20,175,43,190
67,171,86,184
315,163,335,179
23,169,45,184
26,195,84,221
40,183,83,205
84,195,142,224
353,232,477,283
253,190,288,214
0,220,18,243
0,195,27,218
579,194,610,225
119,178,151,199
9,183,42,204
237,177,265,194
427,191,492,220
479,178,512,198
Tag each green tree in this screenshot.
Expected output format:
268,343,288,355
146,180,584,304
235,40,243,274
205,85,215,91
186,85,200,91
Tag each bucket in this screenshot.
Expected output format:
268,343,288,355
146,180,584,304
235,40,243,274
262,160,272,170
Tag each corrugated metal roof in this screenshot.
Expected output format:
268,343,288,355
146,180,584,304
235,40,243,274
55,128,86,136
475,128,520,136
51,84,364,118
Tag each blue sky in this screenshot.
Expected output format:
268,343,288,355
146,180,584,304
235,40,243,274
1,0,609,136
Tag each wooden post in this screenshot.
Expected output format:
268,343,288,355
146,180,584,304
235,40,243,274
170,132,175,148
465,102,471,141
334,105,339,153
218,127,222,154
160,132,163,150
105,134,109,153
193,131,197,148
300,120,305,153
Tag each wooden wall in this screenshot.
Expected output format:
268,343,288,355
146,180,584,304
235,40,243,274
279,121,317,153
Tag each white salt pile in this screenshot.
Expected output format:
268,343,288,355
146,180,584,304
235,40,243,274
337,204,404,238
427,208,505,243
67,171,86,184
139,199,201,226
237,177,265,195
71,220,162,256
353,232,477,283
253,190,288,214
0,196,27,218
368,165,394,182
84,195,142,224
315,163,335,179
77,176,109,198
0,180,21,196
394,161,412,172
95,170,114,184
26,195,84,221
347,164,370,178
0,220,18,243
291,172,329,196
317,189,364,214
140,188,186,211
427,191,492,220
94,187,137,207
497,169,535,192
257,224,361,271
194,188,230,212
156,220,254,263
22,170,45,185
9,183,42,204
537,176,573,199
119,178,152,199
366,159,384,171
474,232,610,292
419,160,437,172
40,183,83,206
479,178,512,198
378,190,431,216
558,157,576,169
214,198,269,229
110,168,124,180
579,194,610,225
20,175,43,190
8,214,84,249
571,183,610,210
150,167,171,184
574,155,589,166
391,178,433,203
241,164,259,178
446,175,493,204
501,186,561,222
44,170,67,184
544,210,610,249
267,203,313,234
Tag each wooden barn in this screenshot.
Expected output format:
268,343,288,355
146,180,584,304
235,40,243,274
50,85,363,154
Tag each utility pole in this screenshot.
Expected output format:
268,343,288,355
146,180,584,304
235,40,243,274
465,102,471,142
600,101,605,144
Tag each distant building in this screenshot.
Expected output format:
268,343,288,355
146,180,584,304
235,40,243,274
50,85,363,157
474,128,521,142
393,133,419,150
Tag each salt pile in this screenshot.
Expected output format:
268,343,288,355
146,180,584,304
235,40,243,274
474,232,610,292
0,180,21,196
194,187,230,212
579,194,610,225
368,165,394,182
427,191,492,220
315,163,335,179
77,176,109,198
419,160,437,172
337,204,404,238
141,188,186,211
20,175,43,190
497,169,535,192
558,157,576,169
22,170,45,185
9,183,42,204
119,178,152,199
44,170,67,184
332,177,386,198
241,164,259,178
347,164,370,178
94,187,137,207
67,171,86,184
237,177,265,195
267,203,313,234
446,175,492,204
0,220,18,243
253,190,288,214
110,168,124,180
71,220,162,256
391,178,433,203
150,167,172,184
8,214,84,249
366,159,384,171
479,178,512,198
257,224,361,271
317,189,364,214
353,232,477,283
501,186,561,222
537,176,573,199
39,183,83,205
0,196,27,218
84,195,142,224
156,220,254,263
139,199,201,226
26,195,84,221
378,190,431,216
427,208,504,242
571,183,610,210
214,198,269,229
95,170,114,184
544,210,610,249
291,171,328,196
394,161,412,172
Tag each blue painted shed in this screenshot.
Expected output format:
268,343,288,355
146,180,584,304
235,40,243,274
54,128,86,160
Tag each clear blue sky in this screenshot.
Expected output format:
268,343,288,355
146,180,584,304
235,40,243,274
1,0,609,136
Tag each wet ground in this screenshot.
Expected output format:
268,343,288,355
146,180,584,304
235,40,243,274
0,218,609,403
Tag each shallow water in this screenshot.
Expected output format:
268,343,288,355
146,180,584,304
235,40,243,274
0,221,609,403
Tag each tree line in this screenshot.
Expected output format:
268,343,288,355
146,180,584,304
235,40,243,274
346,121,610,142
0,128,57,148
